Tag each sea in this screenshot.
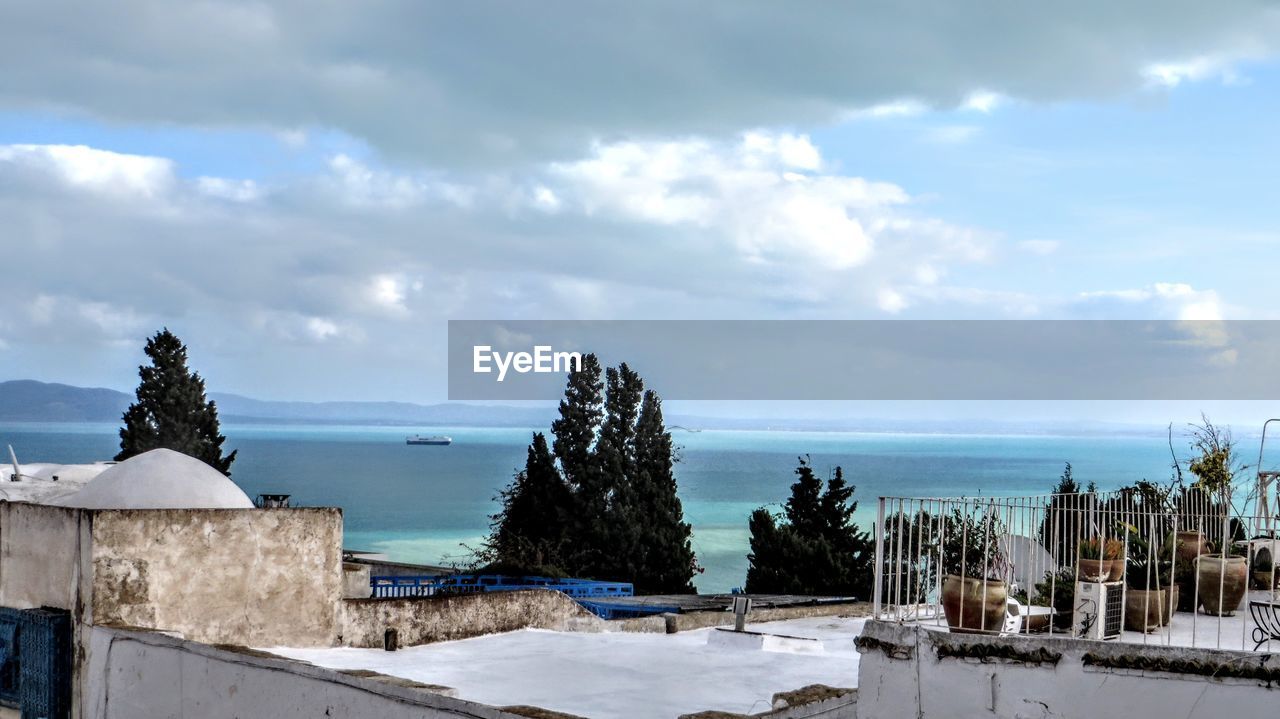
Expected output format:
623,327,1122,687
0,421,1180,593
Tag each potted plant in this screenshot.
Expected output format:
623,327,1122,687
1032,567,1077,632
1078,537,1124,582
1197,542,1248,616
1254,554,1278,590
1124,538,1176,632
938,510,1009,634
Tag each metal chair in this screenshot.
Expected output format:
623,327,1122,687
1248,600,1280,650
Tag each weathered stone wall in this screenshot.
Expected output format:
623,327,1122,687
340,588,597,647
90,507,343,646
343,562,372,599
857,619,1280,718
80,625,526,719
0,502,89,611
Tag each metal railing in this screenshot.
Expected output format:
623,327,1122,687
369,574,635,600
872,488,1280,651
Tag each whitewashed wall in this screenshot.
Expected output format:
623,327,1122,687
80,626,527,719
857,620,1280,718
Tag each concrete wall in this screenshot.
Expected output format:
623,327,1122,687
80,625,526,719
349,557,451,577
90,507,343,646
642,601,871,634
857,620,1280,718
0,503,89,612
340,589,596,648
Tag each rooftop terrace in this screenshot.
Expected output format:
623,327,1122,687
266,615,866,719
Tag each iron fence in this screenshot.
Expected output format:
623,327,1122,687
872,488,1280,651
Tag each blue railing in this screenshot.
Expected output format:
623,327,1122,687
368,574,655,618
576,600,681,620
370,574,634,599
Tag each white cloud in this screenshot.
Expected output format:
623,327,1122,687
366,273,423,316
843,100,929,121
20,293,148,343
0,144,173,197
877,288,908,313
1143,55,1244,87
6,3,1277,164
1073,283,1225,321
196,177,261,202
545,133,924,270
962,91,1004,113
0,136,1245,398
306,317,341,341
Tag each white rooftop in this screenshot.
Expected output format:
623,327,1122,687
50,448,253,510
266,616,865,719
2,460,110,504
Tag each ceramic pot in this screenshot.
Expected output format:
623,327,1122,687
1078,559,1121,583
1197,556,1248,616
1124,587,1177,632
1175,531,1208,563
941,574,1007,634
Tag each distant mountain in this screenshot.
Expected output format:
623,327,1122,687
0,380,131,421
0,379,1166,436
0,380,556,427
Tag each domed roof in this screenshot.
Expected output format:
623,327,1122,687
51,448,253,510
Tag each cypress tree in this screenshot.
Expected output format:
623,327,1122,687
116,329,236,476
785,456,824,537
487,354,697,592
551,354,606,574
628,390,696,593
550,353,604,490
485,432,571,573
586,364,644,580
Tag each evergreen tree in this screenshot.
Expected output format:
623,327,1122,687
785,456,824,538
1040,462,1086,562
550,354,604,490
485,354,696,593
745,457,873,597
551,354,607,574
627,390,696,593
586,364,644,580
116,329,236,476
485,433,571,573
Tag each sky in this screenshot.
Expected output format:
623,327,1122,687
2,1,1280,423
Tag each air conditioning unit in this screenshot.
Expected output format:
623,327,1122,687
1073,581,1123,640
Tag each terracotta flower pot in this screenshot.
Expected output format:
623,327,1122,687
1078,559,1121,583
1197,556,1248,616
1254,570,1279,590
1124,587,1177,632
1175,531,1208,563
941,574,1007,634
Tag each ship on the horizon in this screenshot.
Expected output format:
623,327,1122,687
406,435,452,446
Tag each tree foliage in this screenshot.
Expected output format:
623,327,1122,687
745,457,874,597
116,329,236,476
485,354,696,593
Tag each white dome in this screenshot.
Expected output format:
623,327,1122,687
51,449,253,510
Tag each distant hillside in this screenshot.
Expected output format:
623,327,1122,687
0,379,1165,436
0,380,555,427
0,380,131,421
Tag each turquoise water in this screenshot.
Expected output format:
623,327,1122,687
0,422,1176,592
